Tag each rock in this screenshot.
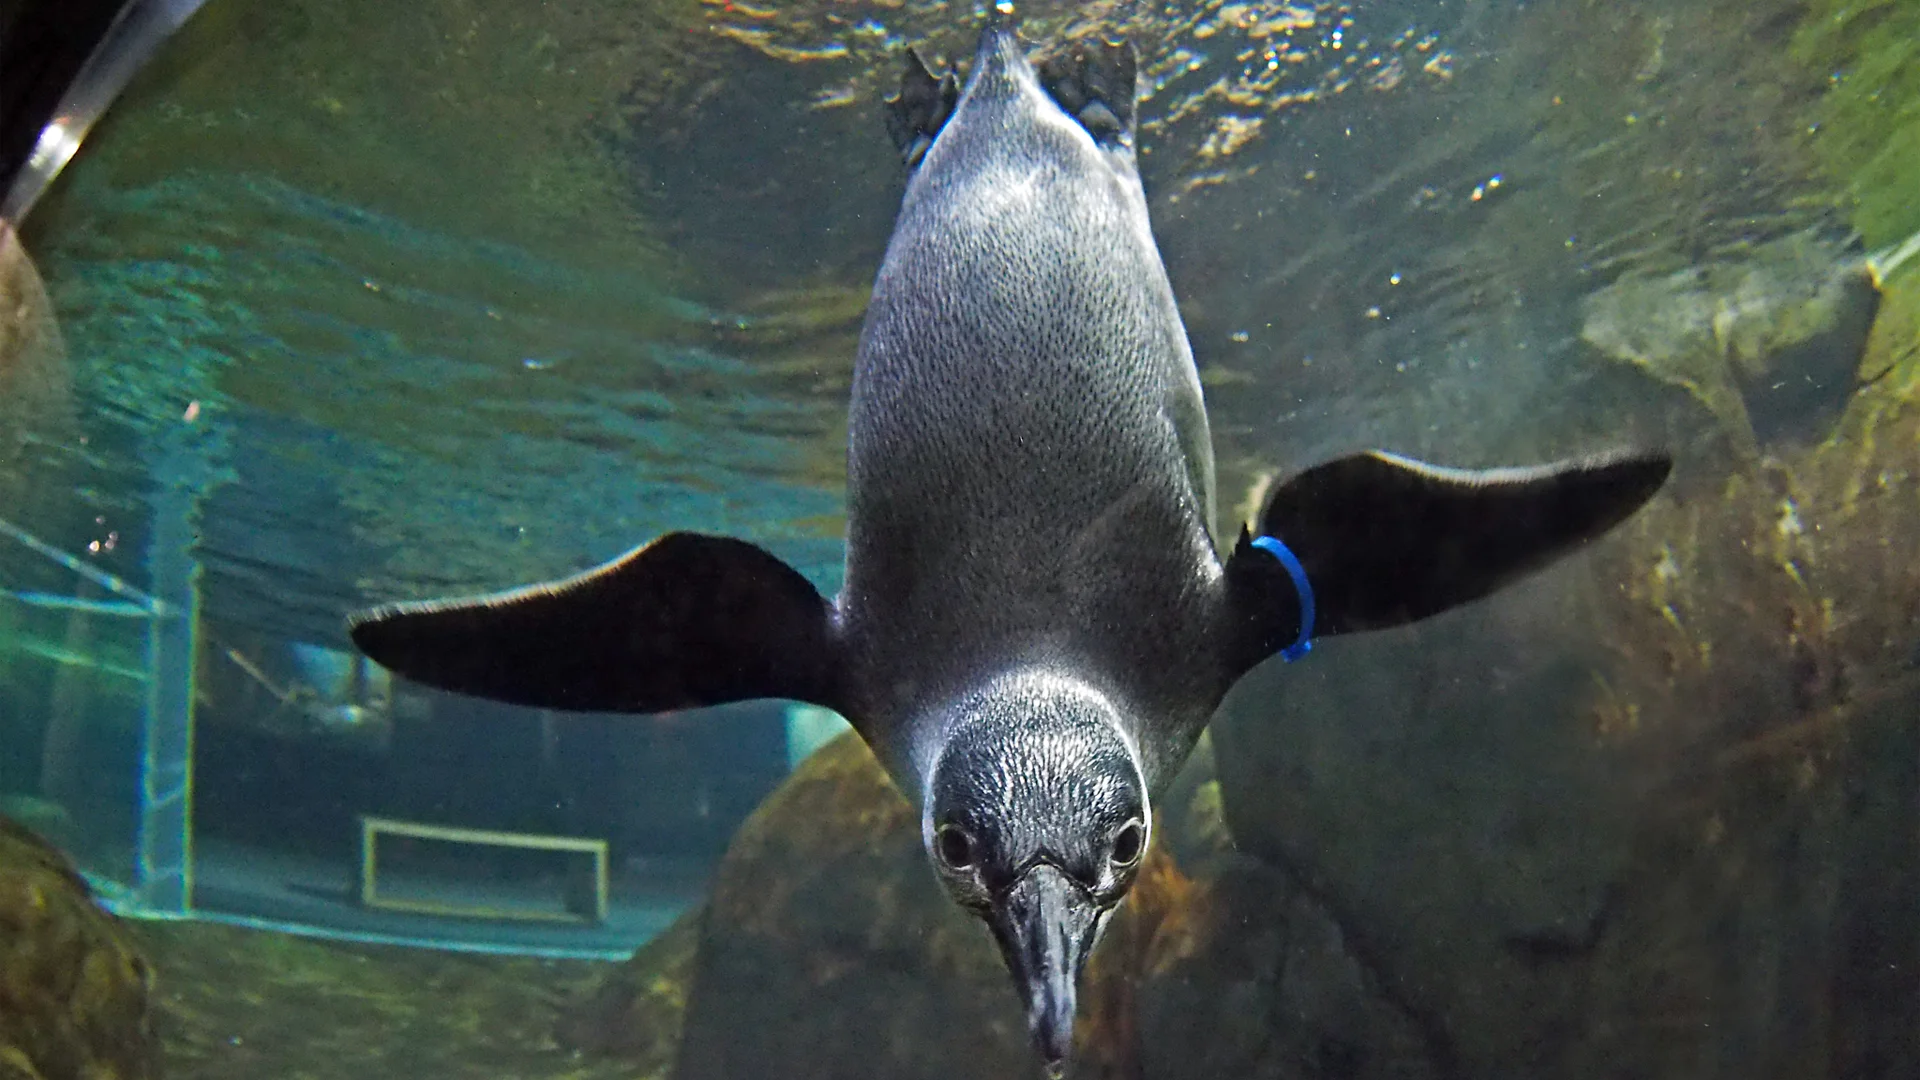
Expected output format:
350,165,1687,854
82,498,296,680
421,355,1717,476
555,907,701,1077
1560,297,1920,1078
0,225,74,516
1547,747,1851,1079
1074,841,1197,1080
669,732,1029,1080
1211,272,1920,1078
1156,732,1236,872
669,731,1201,1080
1580,227,1881,452
0,816,157,1080
1138,857,1439,1080
1211,564,1635,1077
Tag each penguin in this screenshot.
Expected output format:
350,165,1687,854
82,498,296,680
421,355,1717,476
349,19,1671,1076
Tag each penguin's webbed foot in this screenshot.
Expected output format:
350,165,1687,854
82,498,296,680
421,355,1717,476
1038,39,1137,145
885,49,960,168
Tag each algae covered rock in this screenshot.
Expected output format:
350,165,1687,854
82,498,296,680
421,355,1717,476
1570,270,1920,1078
669,732,1029,1080
1580,228,1880,452
1136,857,1437,1080
1207,270,1920,1079
0,816,157,1080
666,730,1209,1080
556,907,700,1077
1211,567,1636,1078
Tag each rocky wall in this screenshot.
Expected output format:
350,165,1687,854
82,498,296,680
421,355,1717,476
0,817,156,1080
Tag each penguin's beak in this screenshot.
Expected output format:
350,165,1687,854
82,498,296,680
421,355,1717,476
986,863,1105,1076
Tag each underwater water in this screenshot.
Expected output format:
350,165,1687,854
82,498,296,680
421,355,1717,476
0,0,1916,1078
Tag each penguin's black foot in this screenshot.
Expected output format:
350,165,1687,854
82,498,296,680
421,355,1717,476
885,49,959,167
1038,39,1137,145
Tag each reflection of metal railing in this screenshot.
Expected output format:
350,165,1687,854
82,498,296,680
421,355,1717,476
356,815,610,925
0,0,213,225
0,517,167,614
0,511,196,916
1870,227,1920,288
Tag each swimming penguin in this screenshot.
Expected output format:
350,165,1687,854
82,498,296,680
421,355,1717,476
349,18,1671,1075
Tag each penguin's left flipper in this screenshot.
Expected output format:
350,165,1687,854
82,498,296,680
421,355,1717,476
1223,449,1671,671
348,532,844,715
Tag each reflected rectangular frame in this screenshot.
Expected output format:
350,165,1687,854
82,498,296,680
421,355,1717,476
356,815,609,925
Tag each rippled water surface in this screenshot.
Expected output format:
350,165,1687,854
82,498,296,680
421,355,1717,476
14,0,1862,637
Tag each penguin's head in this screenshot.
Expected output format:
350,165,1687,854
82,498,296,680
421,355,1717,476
922,671,1149,1075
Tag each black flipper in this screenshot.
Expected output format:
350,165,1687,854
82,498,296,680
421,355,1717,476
885,48,959,168
1037,38,1137,145
349,532,844,715
1222,449,1671,675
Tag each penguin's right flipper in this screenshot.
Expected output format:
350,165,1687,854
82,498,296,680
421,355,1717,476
348,532,845,716
1222,449,1671,673
885,49,959,167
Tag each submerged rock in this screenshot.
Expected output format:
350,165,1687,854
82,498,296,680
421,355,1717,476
668,732,1026,1080
1580,228,1881,452
1132,855,1440,1080
0,816,157,1080
1210,271,1920,1079
667,731,1218,1080
1074,840,1197,1080
555,908,700,1077
0,226,74,517
1213,567,1635,1077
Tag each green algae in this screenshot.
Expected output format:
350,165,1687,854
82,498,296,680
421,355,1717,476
1794,0,1920,251
0,818,157,1080
1571,268,1920,1072
138,920,639,1080
553,912,699,1079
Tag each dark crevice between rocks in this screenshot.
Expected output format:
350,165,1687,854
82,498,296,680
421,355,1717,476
1257,850,1467,1080
1829,688,1920,1079
1502,882,1621,969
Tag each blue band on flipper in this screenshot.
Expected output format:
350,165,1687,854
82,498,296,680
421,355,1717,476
1251,535,1314,662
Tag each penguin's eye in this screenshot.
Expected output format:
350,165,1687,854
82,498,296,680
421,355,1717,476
936,824,977,870
1110,820,1144,868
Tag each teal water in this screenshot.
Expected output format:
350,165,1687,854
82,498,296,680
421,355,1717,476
30,169,848,639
